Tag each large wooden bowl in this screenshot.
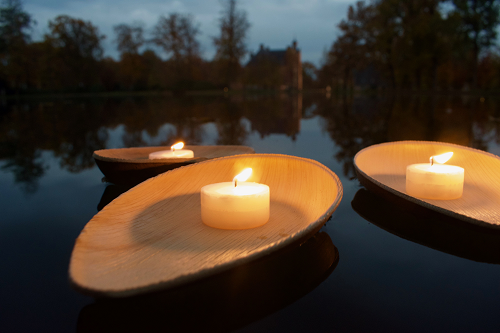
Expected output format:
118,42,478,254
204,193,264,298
70,154,343,297
354,141,500,229
93,145,255,185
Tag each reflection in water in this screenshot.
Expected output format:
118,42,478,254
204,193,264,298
216,100,248,145
245,93,302,140
317,96,393,177
318,95,499,178
351,188,500,264
0,95,304,191
1,94,499,191
76,231,338,333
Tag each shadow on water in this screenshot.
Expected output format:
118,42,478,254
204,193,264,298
97,183,135,211
352,188,500,264
76,231,338,333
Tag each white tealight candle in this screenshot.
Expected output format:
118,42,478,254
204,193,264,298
149,142,194,159
406,152,464,200
201,168,270,229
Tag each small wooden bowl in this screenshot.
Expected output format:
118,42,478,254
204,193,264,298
93,145,255,185
354,141,500,229
70,154,343,297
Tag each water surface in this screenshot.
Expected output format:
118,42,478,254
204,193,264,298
1,93,500,332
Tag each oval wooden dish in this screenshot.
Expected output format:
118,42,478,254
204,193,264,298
93,145,255,185
70,154,343,297
354,141,500,229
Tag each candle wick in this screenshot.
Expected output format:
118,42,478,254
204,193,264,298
234,179,237,187
430,157,434,166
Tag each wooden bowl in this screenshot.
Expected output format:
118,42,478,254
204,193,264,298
352,189,500,264
70,154,343,297
93,145,255,185
77,232,338,331
354,141,500,229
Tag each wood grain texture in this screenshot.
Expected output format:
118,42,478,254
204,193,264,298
354,141,500,229
70,154,343,297
93,145,255,185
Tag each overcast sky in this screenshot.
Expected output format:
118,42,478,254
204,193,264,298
23,0,352,65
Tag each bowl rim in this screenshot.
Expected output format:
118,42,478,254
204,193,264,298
354,140,500,229
93,145,255,164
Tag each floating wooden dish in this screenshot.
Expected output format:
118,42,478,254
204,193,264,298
354,141,500,229
93,145,255,185
352,189,500,264
70,154,343,297
77,232,338,332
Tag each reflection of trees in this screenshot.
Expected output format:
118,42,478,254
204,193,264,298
465,97,497,151
317,95,393,177
119,98,212,147
215,94,304,145
57,129,108,173
0,141,45,193
243,94,302,141
1,96,262,193
0,103,47,193
3,94,498,193
318,95,500,178
216,100,248,145
0,101,108,191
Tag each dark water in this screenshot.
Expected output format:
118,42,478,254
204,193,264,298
1,93,500,332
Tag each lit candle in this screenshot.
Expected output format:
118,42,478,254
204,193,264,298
201,168,270,229
406,152,464,200
149,142,194,159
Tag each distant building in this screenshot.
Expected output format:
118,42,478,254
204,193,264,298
246,40,302,90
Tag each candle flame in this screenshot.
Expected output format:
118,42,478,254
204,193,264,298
432,152,453,164
233,168,252,185
171,142,184,150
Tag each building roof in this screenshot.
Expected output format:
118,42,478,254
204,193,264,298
247,49,286,66
246,41,300,67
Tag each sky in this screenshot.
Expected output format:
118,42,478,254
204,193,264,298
23,0,352,66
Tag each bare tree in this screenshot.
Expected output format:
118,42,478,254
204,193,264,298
152,13,200,62
114,23,144,55
151,13,201,88
213,0,250,85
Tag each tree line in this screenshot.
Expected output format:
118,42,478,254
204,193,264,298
319,0,500,92
0,0,499,94
0,0,253,94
